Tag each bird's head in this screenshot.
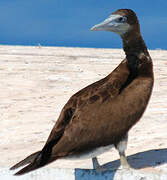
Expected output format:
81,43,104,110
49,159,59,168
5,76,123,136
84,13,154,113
91,9,140,37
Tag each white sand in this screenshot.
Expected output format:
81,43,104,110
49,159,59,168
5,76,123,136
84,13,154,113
0,45,167,173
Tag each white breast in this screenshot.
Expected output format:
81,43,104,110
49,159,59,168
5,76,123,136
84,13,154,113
62,144,114,160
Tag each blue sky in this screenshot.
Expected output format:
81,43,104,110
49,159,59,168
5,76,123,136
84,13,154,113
0,0,166,49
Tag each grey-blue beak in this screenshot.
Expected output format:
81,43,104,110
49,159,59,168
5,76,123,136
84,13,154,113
90,14,129,35
90,15,120,31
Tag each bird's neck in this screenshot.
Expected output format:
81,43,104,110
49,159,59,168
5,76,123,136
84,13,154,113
122,33,150,71
123,34,148,55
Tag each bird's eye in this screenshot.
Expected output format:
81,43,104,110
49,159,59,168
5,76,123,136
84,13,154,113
118,16,127,23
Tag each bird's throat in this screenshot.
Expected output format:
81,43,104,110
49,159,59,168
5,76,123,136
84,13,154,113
119,35,149,93
122,35,148,71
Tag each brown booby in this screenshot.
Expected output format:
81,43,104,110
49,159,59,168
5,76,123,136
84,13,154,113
10,9,154,175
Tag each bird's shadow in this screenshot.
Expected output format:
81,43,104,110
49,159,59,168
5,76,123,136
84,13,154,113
75,148,167,180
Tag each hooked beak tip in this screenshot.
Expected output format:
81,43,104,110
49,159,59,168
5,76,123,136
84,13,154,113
90,25,97,31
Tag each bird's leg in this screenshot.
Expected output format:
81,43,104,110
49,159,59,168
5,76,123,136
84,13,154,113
119,151,130,169
92,157,100,169
92,157,105,172
115,134,131,169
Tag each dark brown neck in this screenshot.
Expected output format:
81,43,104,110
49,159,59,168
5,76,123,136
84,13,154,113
122,34,148,57
119,34,152,92
122,33,150,71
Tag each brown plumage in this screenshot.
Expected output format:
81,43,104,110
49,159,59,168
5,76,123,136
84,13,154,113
10,9,154,175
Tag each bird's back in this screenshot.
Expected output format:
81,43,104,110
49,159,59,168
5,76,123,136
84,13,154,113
46,56,153,157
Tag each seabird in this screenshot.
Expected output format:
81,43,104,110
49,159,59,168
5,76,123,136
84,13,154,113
10,9,154,175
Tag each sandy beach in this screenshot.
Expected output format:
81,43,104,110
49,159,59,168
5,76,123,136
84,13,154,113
0,45,167,173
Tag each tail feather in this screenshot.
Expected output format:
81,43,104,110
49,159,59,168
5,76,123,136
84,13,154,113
14,161,42,176
10,151,40,170
11,138,62,175
12,151,58,175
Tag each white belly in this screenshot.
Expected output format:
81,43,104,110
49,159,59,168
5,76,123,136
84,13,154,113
62,144,114,160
